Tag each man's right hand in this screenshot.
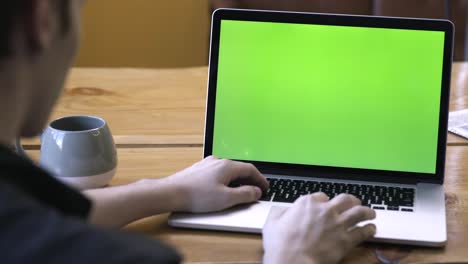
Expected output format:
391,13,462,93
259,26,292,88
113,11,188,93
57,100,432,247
262,193,376,264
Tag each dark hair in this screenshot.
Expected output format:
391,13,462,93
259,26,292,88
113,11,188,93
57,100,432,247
0,0,69,58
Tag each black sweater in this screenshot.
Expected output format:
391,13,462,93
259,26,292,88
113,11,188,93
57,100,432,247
0,145,181,264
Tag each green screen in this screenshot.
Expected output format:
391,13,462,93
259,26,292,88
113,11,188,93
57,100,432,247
212,20,445,174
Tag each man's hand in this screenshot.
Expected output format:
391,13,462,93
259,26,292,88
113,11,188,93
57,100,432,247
85,156,268,227
263,193,376,264
166,156,269,213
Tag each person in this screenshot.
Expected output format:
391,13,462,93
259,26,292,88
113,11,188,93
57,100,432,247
0,0,377,263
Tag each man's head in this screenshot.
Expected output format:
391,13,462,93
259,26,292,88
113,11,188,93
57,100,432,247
0,1,70,58
0,0,84,138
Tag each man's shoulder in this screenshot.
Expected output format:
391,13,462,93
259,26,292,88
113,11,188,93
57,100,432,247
0,181,182,264
0,144,92,218
0,146,182,264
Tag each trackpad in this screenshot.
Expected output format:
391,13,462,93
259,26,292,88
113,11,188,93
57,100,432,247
169,202,290,233
267,205,289,219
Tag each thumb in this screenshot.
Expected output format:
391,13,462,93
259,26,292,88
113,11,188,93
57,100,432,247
226,185,262,206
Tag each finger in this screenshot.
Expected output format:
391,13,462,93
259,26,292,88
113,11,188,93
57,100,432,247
309,192,330,203
292,193,329,214
339,206,376,227
225,185,262,206
327,193,361,214
348,224,377,247
227,161,269,192
294,192,329,205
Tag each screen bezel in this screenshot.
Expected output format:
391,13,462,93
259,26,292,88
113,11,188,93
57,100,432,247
204,8,454,185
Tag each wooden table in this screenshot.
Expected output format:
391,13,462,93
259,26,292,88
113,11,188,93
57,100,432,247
23,63,468,148
28,63,468,264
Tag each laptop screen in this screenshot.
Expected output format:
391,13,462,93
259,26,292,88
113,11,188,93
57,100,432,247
212,20,445,174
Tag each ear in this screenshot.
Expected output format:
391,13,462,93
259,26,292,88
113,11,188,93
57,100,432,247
25,0,55,53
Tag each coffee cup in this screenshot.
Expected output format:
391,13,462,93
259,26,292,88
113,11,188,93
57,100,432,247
34,115,117,190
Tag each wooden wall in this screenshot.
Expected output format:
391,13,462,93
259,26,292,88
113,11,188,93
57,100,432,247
75,1,210,68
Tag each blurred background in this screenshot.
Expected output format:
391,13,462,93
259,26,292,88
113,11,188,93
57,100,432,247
75,0,211,68
75,0,467,68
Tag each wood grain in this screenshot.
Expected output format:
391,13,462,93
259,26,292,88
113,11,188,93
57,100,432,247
26,146,468,263
21,62,468,148
21,67,208,147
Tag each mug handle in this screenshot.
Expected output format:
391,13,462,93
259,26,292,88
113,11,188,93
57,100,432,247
14,137,27,158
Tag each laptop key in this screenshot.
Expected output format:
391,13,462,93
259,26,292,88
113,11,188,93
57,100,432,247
273,194,295,203
259,189,275,201
387,206,399,211
259,195,273,201
361,199,371,207
400,202,414,207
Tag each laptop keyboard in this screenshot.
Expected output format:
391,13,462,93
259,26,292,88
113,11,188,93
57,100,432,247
257,178,415,212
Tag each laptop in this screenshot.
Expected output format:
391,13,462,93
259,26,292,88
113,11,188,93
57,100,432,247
169,9,454,247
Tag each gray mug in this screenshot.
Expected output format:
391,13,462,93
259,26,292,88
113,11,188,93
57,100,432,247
19,116,118,190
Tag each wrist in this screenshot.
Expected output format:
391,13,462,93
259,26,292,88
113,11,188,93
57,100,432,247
150,176,190,212
263,250,318,264
263,253,288,264
133,177,188,214
263,247,289,264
